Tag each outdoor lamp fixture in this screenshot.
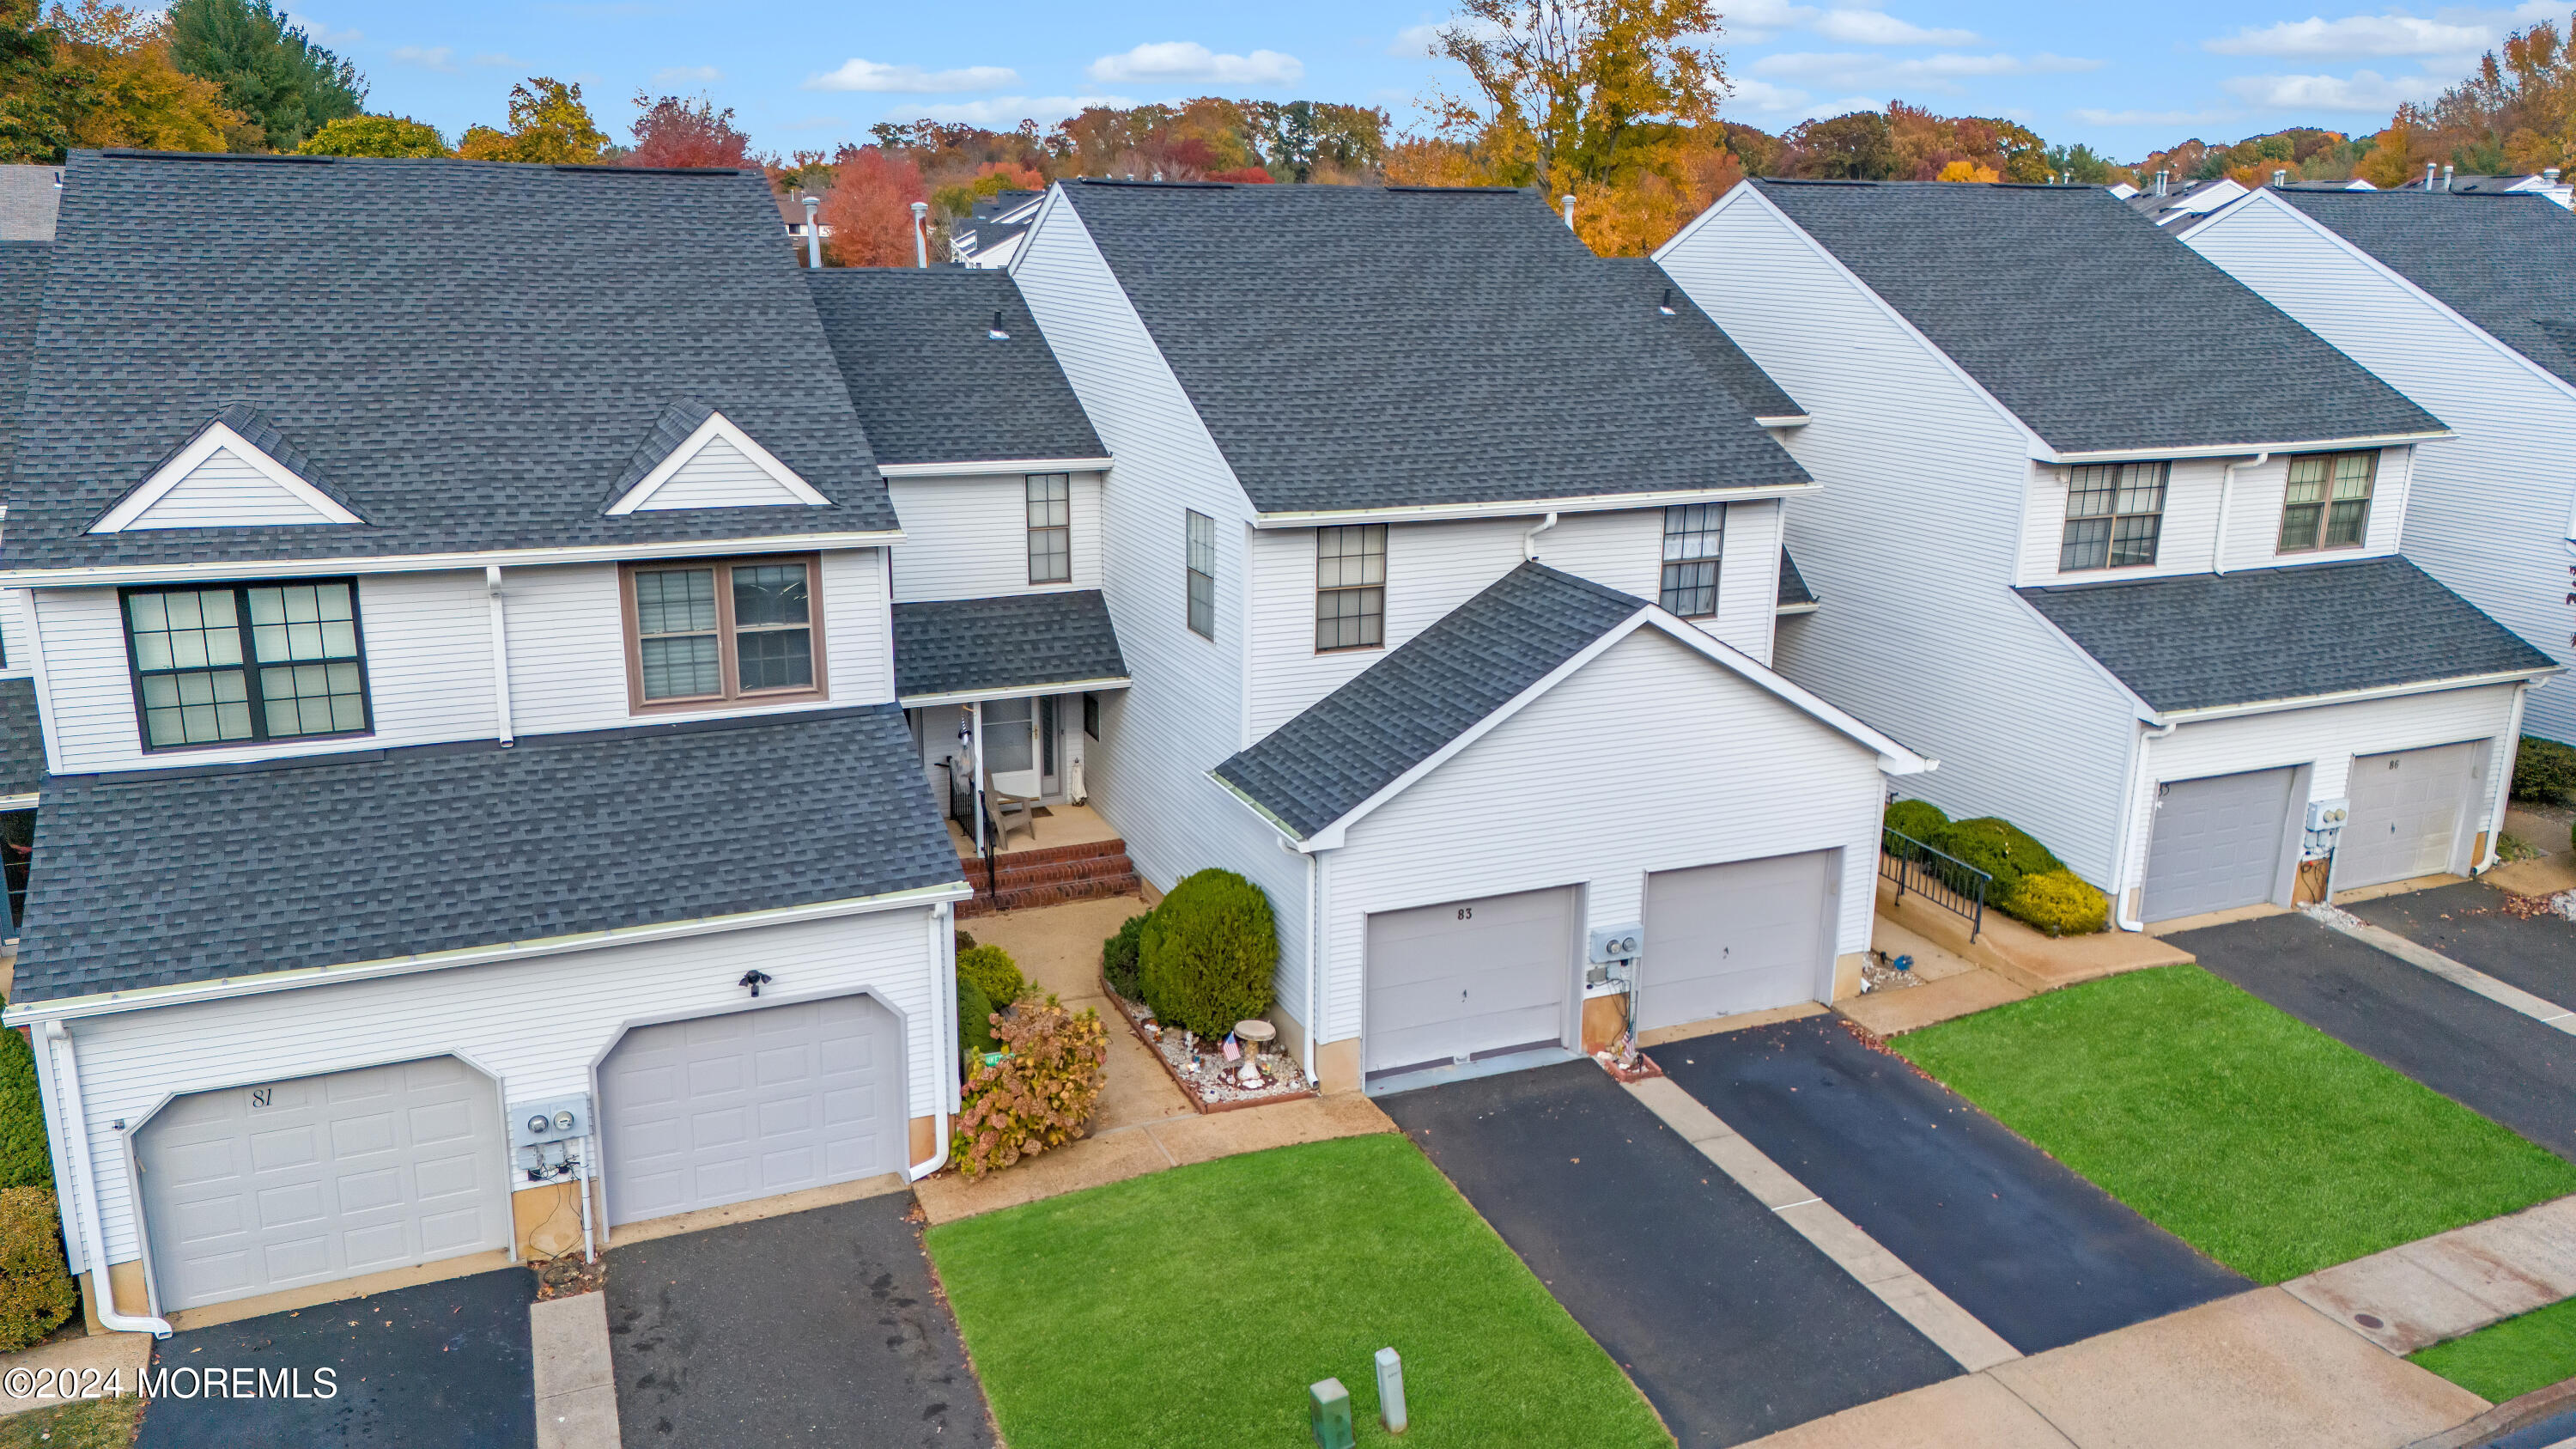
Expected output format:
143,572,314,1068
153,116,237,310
739,970,774,998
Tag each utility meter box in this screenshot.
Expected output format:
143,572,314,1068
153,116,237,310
1588,925,1643,965
2305,798,2349,832
508,1093,592,1149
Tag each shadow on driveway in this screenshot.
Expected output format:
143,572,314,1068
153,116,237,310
1661,1014,2248,1355
1381,1061,1958,1448
2348,879,2576,1012
135,1266,534,1449
2172,910,2576,1160
607,1190,992,1448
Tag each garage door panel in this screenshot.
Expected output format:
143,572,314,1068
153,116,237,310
2143,768,2294,922
2342,742,2482,890
1641,851,1833,1031
1364,887,1574,1078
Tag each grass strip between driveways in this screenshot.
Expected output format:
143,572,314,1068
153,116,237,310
1894,965,2576,1284
924,1134,1672,1449
0,1396,144,1449
2409,1295,2576,1404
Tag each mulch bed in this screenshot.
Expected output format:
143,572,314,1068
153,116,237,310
532,1251,605,1300
1100,979,1317,1114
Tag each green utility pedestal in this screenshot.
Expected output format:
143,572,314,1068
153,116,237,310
1309,1377,1355,1449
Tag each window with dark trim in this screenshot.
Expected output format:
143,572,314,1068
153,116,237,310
1315,524,1387,651
622,555,828,711
1658,503,1725,617
1185,510,1216,639
2059,461,2167,571
2278,451,2376,552
1025,472,1071,584
123,579,372,750
1083,691,1100,740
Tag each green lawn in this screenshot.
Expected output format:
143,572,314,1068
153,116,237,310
924,1135,1671,1449
2409,1296,2576,1403
1894,965,2576,1283
0,1396,143,1449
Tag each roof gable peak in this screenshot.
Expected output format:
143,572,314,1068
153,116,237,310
604,404,833,515
90,406,364,533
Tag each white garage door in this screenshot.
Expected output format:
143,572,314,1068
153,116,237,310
135,1056,510,1313
2341,741,2485,891
1364,886,1575,1081
598,994,906,1227
2142,767,2296,922
1640,851,1833,1031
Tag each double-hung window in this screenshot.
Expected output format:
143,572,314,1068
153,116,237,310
1185,510,1216,639
624,555,826,710
2059,461,2167,572
1315,524,1387,651
124,580,370,750
1658,503,1725,617
1025,472,1071,584
2278,452,2376,552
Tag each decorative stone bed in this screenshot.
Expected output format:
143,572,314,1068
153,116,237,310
1101,980,1316,1113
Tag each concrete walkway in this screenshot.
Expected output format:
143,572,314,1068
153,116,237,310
532,1292,617,1449
2285,1193,2576,1355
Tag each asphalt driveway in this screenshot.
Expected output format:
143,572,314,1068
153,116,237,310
1381,1061,1959,1447
2172,910,2576,1160
135,1266,534,1449
1660,1014,2248,1355
606,1190,991,1447
2348,879,2576,1012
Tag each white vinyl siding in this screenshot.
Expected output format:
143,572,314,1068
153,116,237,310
2185,198,2576,740
2013,451,2409,587
49,905,942,1280
631,435,811,511
115,447,341,530
1317,627,1883,1045
886,472,1103,603
1662,190,2137,884
0,588,31,679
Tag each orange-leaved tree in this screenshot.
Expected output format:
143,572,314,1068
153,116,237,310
817,144,927,266
626,90,763,169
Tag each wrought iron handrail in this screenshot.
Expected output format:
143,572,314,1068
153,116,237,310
1880,828,1992,941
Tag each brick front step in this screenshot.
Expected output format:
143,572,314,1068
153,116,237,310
957,873,1144,918
953,837,1139,917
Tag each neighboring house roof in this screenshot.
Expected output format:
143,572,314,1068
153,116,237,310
951,216,1029,260
1600,257,1805,421
806,267,1106,466
1057,180,1811,515
0,679,42,800
10,705,962,1007
1747,180,2445,455
2268,188,2576,391
892,590,1128,702
0,241,45,492
0,166,57,241
1777,549,1817,611
2125,176,2246,229
975,190,1044,219
9,152,900,574
2016,557,2555,715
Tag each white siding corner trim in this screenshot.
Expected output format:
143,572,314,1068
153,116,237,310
605,411,832,514
89,423,363,533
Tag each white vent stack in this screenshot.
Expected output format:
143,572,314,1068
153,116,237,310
2154,169,2169,197
2425,162,2439,189
1563,193,1577,232
910,199,928,268
2442,164,2455,190
800,194,820,268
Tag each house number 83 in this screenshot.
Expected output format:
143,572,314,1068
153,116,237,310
1455,907,1472,920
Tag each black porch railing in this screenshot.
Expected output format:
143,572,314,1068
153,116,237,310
942,759,998,898
1880,828,1992,941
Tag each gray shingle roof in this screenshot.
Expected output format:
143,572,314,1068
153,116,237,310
0,167,56,241
806,268,1105,466
1601,257,1803,420
10,705,962,1005
9,152,899,574
1213,563,1646,838
2016,556,2554,713
892,590,1127,700
0,679,40,799
1060,181,1811,514
1778,549,1817,608
952,217,1029,257
0,241,45,493
2269,188,2576,391
1753,180,2444,454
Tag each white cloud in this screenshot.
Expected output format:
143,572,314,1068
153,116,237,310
2204,14,2494,58
2070,106,2243,126
653,64,721,84
286,11,361,44
390,46,456,71
2221,68,2446,108
1812,9,1978,45
1751,49,2099,90
804,58,1020,93
471,52,526,68
1725,75,1882,120
916,94,1136,126
1896,51,2101,76
1751,50,1878,76
1389,21,1443,56
1086,40,1304,86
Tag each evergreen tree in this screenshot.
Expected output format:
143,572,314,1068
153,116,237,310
167,0,361,150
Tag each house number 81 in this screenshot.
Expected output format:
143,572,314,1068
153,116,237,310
249,1087,272,1109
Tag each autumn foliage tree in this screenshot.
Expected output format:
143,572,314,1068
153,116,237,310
2358,15,2576,182
817,145,927,267
296,112,445,156
625,90,762,169
15,1,244,157
457,76,606,164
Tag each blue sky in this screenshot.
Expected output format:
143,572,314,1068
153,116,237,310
284,0,2552,162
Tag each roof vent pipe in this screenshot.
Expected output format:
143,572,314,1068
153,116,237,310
987,309,1010,341
2550,167,2565,186
1657,287,1678,317
1562,193,1577,233
2272,169,2287,186
2425,162,2439,189
2154,169,2168,197
909,200,928,268
800,194,821,269
2442,164,2455,190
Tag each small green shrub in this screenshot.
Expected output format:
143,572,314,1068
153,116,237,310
954,928,978,953
1933,817,2065,898
2003,869,2109,936
1139,869,1278,1040
956,944,1027,1008
1884,798,1949,855
0,1188,72,1352
0,1020,52,1190
2513,735,2576,805
1102,910,1151,1001
957,976,997,1062
957,998,1109,1178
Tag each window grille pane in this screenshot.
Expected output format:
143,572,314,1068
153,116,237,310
2324,498,2370,546
731,564,810,627
1187,569,1215,638
1662,504,1724,564
1315,525,1387,588
2109,514,2162,568
2285,458,2330,504
641,634,721,699
1660,560,1719,617
2332,454,2375,498
1315,586,1384,650
128,588,242,672
1025,473,1070,527
2279,503,2324,551
1186,510,1215,575
142,668,253,746
1029,527,1071,584
736,628,814,691
2064,466,2118,519
2060,517,2111,571
635,569,717,635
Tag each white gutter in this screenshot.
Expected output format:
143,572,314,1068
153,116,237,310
2483,684,2532,873
0,531,908,588
2117,721,2179,932
2145,667,2560,727
876,457,1114,478
1249,481,1820,529
1754,415,1811,428
0,792,36,811
1303,849,1320,1083
2211,452,2267,575
908,901,954,1180
42,1023,171,1337
2035,431,2450,466
898,675,1131,710
1521,511,1558,561
3,881,975,1026
484,566,514,747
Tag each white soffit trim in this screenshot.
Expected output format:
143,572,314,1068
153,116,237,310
898,675,1132,709
1250,481,1820,528
605,411,832,514
2038,430,2451,464
2152,667,2561,726
877,457,1114,478
0,531,907,588
1773,600,1820,616
90,423,363,533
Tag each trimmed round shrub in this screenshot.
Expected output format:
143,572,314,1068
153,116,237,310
2004,869,2108,937
0,1188,72,1351
956,944,1027,1008
1883,798,1949,855
1102,910,1151,1001
1139,869,1278,1040
0,1020,53,1190
2516,735,2576,806
1932,817,2064,898
957,976,998,1062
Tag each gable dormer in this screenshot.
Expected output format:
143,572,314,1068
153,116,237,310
89,405,364,533
605,402,832,514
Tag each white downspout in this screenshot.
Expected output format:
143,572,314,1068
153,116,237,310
1522,511,1558,562
969,702,986,855
2116,721,2178,932
2483,683,2531,873
2212,452,2265,575
42,1023,170,1337
909,901,954,1180
1303,849,1319,1083
484,565,514,746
